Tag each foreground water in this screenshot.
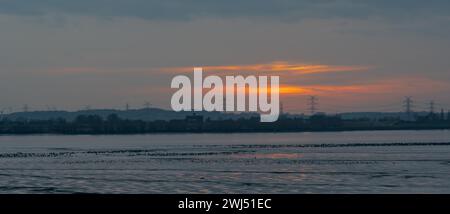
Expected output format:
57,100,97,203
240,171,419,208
0,130,449,193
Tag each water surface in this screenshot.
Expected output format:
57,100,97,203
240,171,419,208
0,130,449,193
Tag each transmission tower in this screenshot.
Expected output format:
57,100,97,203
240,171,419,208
23,104,29,112
280,101,284,115
403,97,413,115
144,101,151,109
46,105,56,111
429,101,435,114
308,96,318,115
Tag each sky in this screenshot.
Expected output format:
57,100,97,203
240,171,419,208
0,0,450,114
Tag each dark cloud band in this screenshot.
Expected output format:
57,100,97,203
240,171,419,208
0,0,449,21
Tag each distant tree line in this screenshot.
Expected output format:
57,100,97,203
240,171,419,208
0,112,449,134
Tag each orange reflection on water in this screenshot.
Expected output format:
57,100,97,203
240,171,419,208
233,153,303,159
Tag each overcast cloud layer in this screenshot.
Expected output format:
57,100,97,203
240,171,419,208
0,0,449,113
1,0,450,21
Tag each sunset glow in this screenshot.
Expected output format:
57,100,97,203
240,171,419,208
162,61,370,76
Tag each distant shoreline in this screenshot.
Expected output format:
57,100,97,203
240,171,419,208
1,111,449,135
1,127,450,136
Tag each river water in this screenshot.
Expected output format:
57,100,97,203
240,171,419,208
0,130,449,193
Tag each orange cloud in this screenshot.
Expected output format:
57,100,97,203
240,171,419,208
281,76,450,96
249,84,365,96
157,61,371,97
241,85,312,95
271,76,450,97
162,61,370,76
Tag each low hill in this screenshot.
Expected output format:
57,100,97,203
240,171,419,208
1,108,259,121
